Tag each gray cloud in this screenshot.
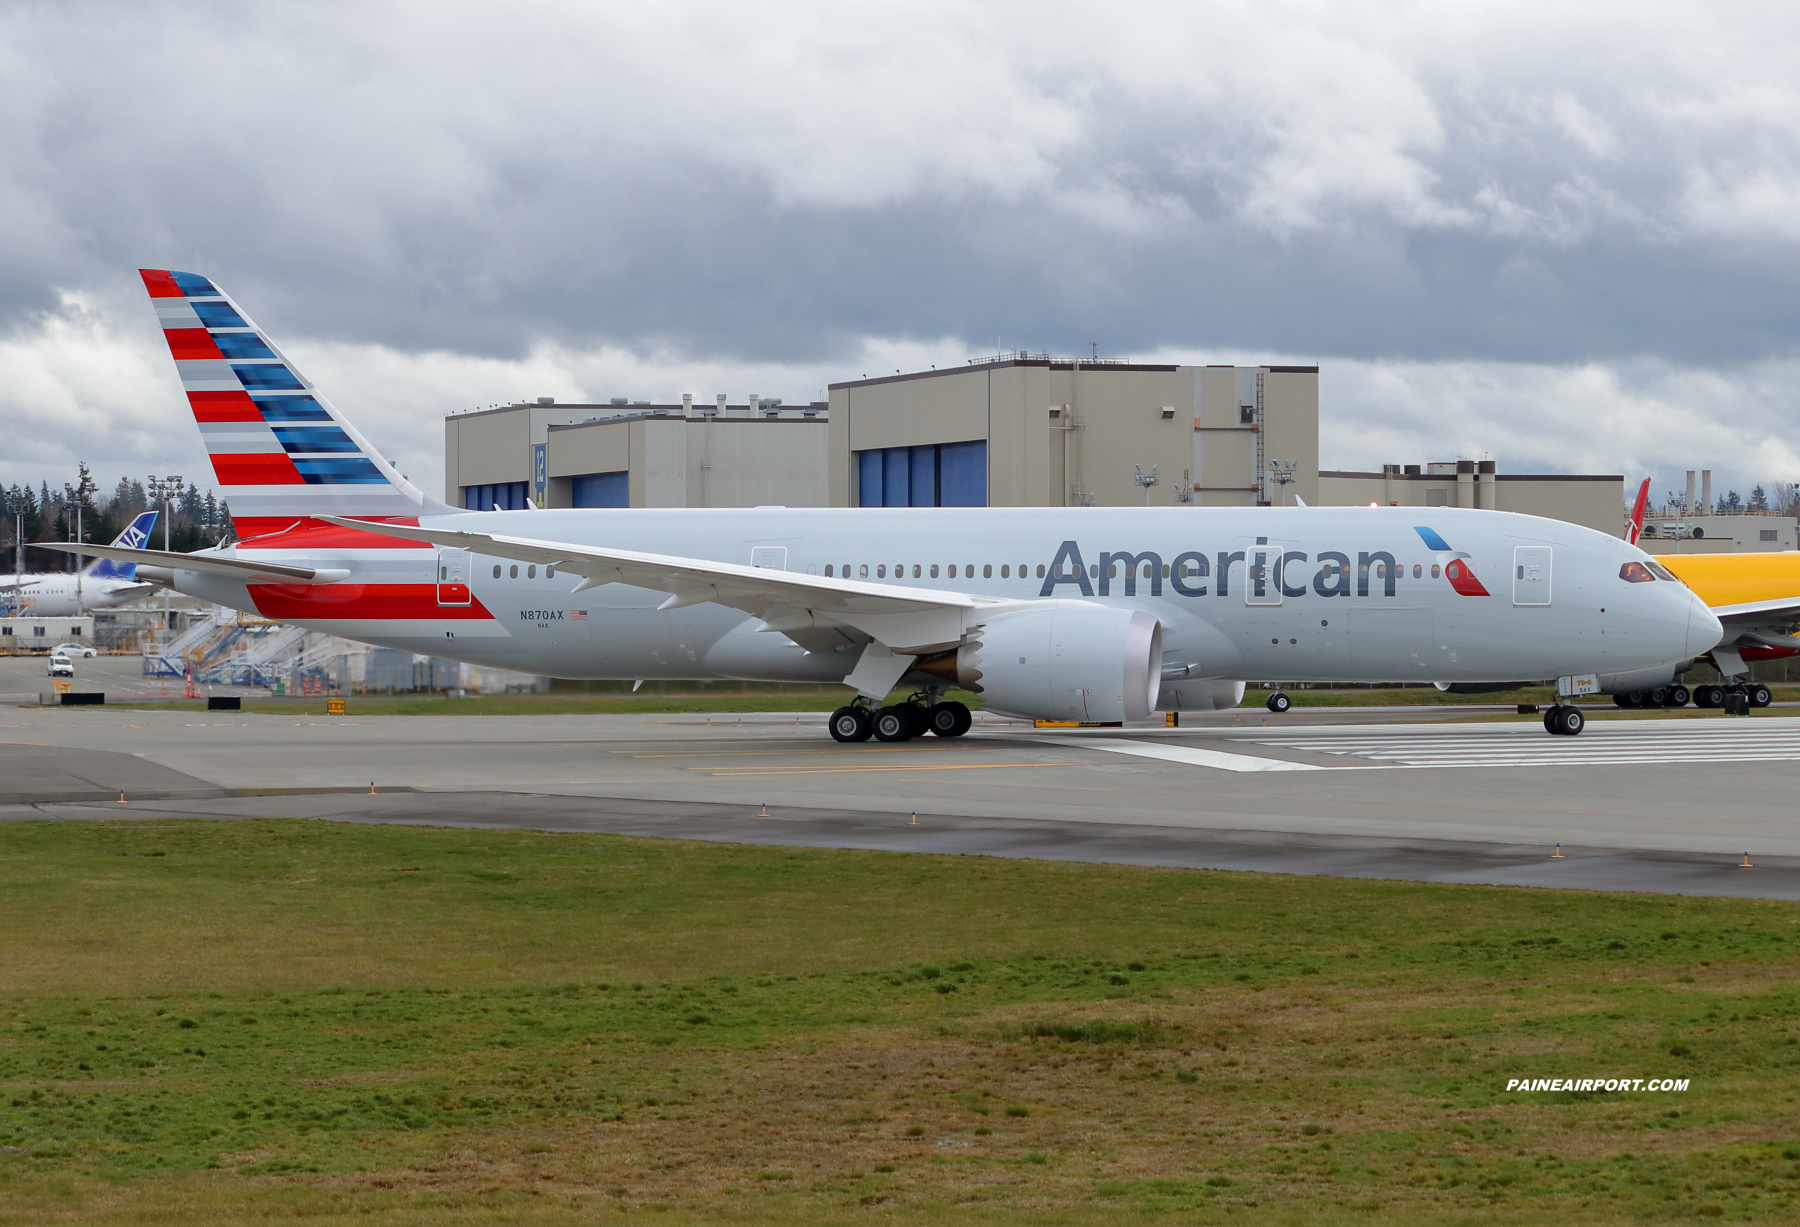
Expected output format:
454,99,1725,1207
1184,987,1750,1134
3,0,1800,498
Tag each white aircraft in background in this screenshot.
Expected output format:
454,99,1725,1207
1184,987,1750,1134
7,510,159,616
67,269,1720,740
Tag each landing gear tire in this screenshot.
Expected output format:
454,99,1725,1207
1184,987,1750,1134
1751,684,1773,708
1647,687,1670,707
1620,691,1643,708
1667,685,1690,708
874,705,919,742
829,706,873,743
926,701,972,737
1266,691,1291,714
1544,705,1585,736
1612,693,1628,709
1695,685,1724,709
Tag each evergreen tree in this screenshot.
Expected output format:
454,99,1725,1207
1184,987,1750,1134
1749,484,1769,512
1721,489,1743,512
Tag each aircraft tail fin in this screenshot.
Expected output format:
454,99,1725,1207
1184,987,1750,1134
84,510,159,580
139,269,447,543
1626,477,1651,545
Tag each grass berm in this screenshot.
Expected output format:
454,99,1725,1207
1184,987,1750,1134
3,818,1800,1222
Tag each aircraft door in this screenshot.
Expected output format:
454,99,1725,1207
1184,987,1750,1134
1245,539,1299,606
436,547,472,607
750,546,788,570
1513,546,1552,606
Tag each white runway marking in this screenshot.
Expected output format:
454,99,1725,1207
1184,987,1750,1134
1041,737,1327,772
1235,717,1800,769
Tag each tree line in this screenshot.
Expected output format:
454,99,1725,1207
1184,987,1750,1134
0,463,231,572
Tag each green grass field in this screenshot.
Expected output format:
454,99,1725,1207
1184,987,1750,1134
4,819,1800,1223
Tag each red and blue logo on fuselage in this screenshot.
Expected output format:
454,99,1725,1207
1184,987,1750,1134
1413,526,1490,596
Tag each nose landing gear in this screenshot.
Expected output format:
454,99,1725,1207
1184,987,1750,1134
1543,704,1586,736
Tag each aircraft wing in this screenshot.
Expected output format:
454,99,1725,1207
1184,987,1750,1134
1713,596,1800,632
319,515,999,655
31,542,349,585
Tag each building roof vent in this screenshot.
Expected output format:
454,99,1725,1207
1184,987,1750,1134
537,397,554,405
610,397,628,405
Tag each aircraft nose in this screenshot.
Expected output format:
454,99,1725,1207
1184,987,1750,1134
1687,592,1724,658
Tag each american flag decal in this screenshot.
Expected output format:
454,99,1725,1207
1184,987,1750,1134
570,609,587,620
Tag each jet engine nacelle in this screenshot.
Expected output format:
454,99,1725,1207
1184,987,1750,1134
912,604,1162,722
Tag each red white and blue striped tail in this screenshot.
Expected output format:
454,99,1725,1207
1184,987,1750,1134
141,269,433,543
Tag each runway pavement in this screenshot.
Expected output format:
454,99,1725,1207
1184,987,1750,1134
4,702,1799,898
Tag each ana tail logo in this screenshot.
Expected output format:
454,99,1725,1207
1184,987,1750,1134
1413,526,1491,597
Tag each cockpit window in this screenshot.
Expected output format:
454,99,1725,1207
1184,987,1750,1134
1645,560,1681,583
1619,562,1656,583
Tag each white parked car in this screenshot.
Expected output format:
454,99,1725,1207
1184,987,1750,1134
47,654,74,677
52,642,97,658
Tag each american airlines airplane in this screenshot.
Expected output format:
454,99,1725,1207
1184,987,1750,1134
67,269,1722,740
5,510,159,616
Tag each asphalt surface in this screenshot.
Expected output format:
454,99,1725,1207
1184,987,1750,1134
5,698,1800,899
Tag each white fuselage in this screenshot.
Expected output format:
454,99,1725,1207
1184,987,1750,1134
162,504,1716,700
0,572,155,617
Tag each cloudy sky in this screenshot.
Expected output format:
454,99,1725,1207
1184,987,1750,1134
3,0,1799,507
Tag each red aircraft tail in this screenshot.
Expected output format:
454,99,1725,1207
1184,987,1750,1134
1625,477,1651,545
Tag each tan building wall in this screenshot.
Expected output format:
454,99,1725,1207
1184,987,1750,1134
1640,514,1798,554
448,401,828,509
1318,462,1624,537
443,401,611,501
541,414,829,509
829,360,1319,508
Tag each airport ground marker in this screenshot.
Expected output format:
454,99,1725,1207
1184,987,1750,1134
1552,843,1563,858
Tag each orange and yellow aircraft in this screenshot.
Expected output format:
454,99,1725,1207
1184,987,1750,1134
1628,477,1800,690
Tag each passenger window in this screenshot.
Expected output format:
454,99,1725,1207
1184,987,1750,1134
860,564,869,578
1161,564,1170,579
546,566,555,578
912,564,921,578
1430,564,1440,578
528,565,536,579
877,564,886,578
1143,564,1153,579
440,566,447,580
946,564,956,578
1036,564,1046,579
824,564,834,577
843,563,850,576
930,564,939,578
509,565,518,579
1619,561,1655,583
1000,565,1009,578
492,565,501,579
1412,564,1421,578
983,564,992,578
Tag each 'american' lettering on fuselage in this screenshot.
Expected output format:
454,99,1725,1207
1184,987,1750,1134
1037,540,1463,600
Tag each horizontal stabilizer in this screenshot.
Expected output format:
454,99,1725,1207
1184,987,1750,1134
31,542,349,585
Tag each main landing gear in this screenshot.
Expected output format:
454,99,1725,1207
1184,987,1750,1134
1266,691,1291,713
1613,686,1691,708
828,698,972,743
1543,704,1586,736
1691,683,1771,713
